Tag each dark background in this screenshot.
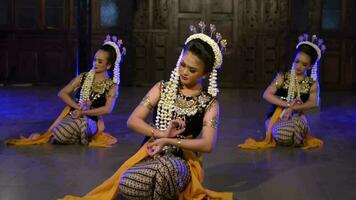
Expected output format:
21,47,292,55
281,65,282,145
0,0,355,90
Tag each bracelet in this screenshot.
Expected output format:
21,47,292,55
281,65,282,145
151,128,156,138
176,137,181,148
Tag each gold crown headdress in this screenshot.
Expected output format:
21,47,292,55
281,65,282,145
103,34,127,84
286,33,326,102
155,21,227,130
296,33,326,81
79,35,126,106
173,21,227,97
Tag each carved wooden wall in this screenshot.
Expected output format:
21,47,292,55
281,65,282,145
0,0,77,84
130,0,356,89
306,0,355,89
130,0,170,86
0,0,133,85
130,0,292,88
0,0,355,89
237,0,290,88
170,0,238,87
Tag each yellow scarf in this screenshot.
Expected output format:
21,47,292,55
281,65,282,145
238,107,323,150
5,106,117,148
61,143,233,200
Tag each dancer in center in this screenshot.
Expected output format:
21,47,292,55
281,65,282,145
62,21,232,200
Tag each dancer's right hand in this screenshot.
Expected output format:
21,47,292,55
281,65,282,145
162,119,186,138
70,110,82,118
79,101,91,111
280,108,292,121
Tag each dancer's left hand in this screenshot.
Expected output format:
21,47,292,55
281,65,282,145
146,138,167,156
80,101,91,111
281,108,293,120
71,109,82,118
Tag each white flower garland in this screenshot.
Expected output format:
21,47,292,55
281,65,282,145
208,68,219,97
155,32,225,130
287,34,326,101
155,66,180,130
296,34,326,81
184,34,222,97
296,41,321,61
310,64,318,81
286,67,301,103
103,40,122,84
79,69,95,105
78,35,124,106
296,41,321,82
186,33,223,70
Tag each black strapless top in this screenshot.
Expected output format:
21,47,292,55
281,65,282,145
75,72,115,121
266,72,314,118
142,81,215,144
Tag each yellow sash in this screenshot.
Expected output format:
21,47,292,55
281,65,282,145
238,107,323,149
61,143,233,200
5,106,117,147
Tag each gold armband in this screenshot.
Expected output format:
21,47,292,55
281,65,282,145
203,116,218,129
141,95,154,110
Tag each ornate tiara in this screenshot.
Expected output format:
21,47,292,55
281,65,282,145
103,35,126,84
296,33,326,63
187,21,227,69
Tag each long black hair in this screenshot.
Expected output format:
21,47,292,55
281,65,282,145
99,44,117,68
294,44,318,65
184,38,215,74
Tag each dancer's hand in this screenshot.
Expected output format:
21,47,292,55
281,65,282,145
281,108,292,121
70,109,82,118
80,101,91,111
290,98,303,106
290,99,303,110
162,119,186,138
146,138,167,156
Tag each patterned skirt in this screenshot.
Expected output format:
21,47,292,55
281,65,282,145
271,116,310,147
51,115,97,145
118,154,191,200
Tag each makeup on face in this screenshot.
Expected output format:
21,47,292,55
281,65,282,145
293,52,311,74
179,51,205,86
93,50,110,72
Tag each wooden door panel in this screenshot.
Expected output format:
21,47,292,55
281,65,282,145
39,51,68,84
177,18,203,45
10,51,38,83
210,0,233,14
131,0,354,89
179,0,203,13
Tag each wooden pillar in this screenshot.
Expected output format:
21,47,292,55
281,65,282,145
76,0,92,74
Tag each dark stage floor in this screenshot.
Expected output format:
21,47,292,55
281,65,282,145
0,86,356,200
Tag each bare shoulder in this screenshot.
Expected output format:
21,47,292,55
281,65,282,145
206,98,220,113
310,80,319,92
149,81,163,94
269,72,285,88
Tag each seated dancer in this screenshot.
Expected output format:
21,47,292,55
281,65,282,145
239,33,325,150
62,21,232,199
5,35,125,147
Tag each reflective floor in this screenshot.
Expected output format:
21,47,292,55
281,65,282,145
1,86,355,200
